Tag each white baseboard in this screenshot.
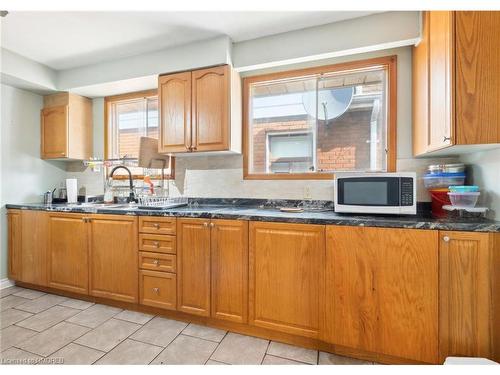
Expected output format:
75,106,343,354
0,278,15,289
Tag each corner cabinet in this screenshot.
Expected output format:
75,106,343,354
41,93,93,160
413,11,500,156
158,65,241,154
324,226,439,363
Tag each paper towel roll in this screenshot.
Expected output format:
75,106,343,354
66,178,78,203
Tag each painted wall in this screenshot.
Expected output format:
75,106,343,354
0,84,67,279
460,149,500,220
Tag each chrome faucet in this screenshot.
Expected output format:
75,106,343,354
109,165,136,203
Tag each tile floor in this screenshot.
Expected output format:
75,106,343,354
0,286,376,365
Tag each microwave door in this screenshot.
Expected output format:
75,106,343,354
337,177,400,207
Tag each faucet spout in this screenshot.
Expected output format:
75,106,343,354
109,165,136,203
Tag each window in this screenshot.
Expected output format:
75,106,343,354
243,56,397,179
106,90,158,159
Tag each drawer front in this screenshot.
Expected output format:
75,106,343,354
139,234,176,254
139,252,176,273
139,217,176,235
139,270,177,310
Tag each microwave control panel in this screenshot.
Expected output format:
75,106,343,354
400,177,414,206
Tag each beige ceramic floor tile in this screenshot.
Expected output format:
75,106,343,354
114,310,154,325
262,354,308,365
0,286,25,298
267,341,318,364
0,325,37,351
182,323,227,342
210,332,269,365
15,294,68,314
17,321,90,357
96,339,162,364
75,318,141,352
48,343,106,365
58,298,95,310
0,295,31,311
16,305,80,332
66,304,122,328
130,316,187,347
12,289,46,300
151,334,218,365
0,308,33,329
318,352,374,365
0,347,42,365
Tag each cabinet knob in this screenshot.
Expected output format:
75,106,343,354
153,241,160,248
152,259,160,265
443,236,450,242
152,287,160,294
153,223,160,229
203,222,209,227
209,222,215,228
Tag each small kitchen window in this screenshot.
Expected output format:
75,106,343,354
243,56,397,179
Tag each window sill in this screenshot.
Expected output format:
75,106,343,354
243,173,334,180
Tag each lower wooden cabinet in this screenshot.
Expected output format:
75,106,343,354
139,270,177,310
177,218,211,316
89,215,138,303
439,231,500,362
47,213,89,294
20,210,48,286
324,226,439,363
7,209,22,280
249,221,325,338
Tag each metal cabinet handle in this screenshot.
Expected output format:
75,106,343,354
209,223,215,228
152,259,160,266
82,217,86,222
153,223,160,229
152,287,160,294
153,241,160,248
203,222,209,227
443,236,450,242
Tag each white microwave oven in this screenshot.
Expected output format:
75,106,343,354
334,172,417,215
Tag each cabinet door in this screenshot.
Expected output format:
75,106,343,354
428,11,454,151
20,210,48,286
325,226,438,363
158,72,192,153
140,270,177,310
7,210,22,281
89,215,138,303
177,218,211,316
41,105,68,158
249,222,325,338
455,12,500,145
211,220,248,323
192,65,229,152
439,231,496,361
47,213,89,294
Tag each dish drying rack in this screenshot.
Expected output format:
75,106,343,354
137,196,188,210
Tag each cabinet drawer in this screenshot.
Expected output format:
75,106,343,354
139,252,176,273
139,234,176,254
139,217,176,235
139,270,176,310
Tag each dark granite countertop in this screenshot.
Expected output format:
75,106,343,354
6,199,500,233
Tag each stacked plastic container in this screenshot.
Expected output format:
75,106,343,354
423,164,466,218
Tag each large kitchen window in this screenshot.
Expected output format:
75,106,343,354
244,56,397,179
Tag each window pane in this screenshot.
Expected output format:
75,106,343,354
317,68,387,171
249,76,317,174
115,99,146,158
146,97,159,140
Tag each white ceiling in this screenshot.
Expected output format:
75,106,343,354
1,11,379,70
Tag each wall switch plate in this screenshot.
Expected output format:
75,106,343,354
303,187,312,201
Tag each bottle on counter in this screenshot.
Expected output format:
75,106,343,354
104,178,114,204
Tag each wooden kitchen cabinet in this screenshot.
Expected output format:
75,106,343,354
249,221,325,338
158,64,241,154
20,210,48,286
324,226,439,364
413,11,500,156
88,214,138,303
7,209,22,280
176,218,211,316
139,270,177,310
47,213,89,294
41,92,93,160
439,231,500,362
211,219,248,323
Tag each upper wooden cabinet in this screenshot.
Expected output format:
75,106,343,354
413,11,500,156
249,221,325,338
324,226,439,364
439,231,500,363
41,92,93,160
158,65,241,154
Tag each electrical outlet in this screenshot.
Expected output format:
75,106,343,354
303,186,312,201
